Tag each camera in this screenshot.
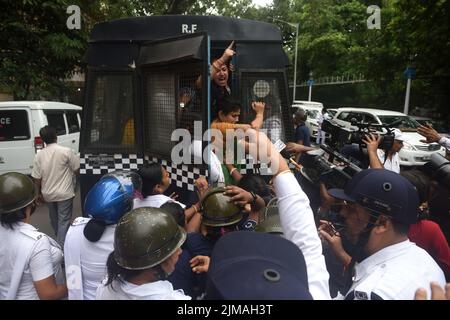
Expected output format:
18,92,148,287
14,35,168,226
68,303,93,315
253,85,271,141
425,153,450,188
299,146,361,189
321,118,396,151
298,118,402,189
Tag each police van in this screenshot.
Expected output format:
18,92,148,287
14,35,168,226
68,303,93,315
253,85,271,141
79,15,294,204
0,101,82,175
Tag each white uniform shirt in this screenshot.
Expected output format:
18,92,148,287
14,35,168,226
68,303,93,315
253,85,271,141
375,149,400,173
209,150,225,186
345,240,446,300
273,172,331,300
96,278,191,300
0,222,63,300
31,143,80,202
64,217,116,300
133,194,186,209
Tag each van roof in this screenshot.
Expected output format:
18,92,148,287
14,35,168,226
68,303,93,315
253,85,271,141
0,101,82,110
90,15,282,43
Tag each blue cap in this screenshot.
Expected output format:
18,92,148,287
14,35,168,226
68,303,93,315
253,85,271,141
328,169,419,225
206,231,313,300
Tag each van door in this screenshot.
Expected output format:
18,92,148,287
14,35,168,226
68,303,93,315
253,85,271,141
65,110,81,154
0,109,34,174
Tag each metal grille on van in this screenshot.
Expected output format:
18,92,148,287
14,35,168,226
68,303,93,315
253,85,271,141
83,73,135,153
239,72,294,143
142,65,203,161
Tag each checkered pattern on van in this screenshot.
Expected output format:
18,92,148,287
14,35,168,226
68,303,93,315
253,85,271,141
80,154,144,175
145,156,207,192
80,154,207,192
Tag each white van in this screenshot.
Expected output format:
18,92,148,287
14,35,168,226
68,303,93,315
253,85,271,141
0,101,82,175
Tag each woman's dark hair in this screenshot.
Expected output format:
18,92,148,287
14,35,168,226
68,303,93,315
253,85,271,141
0,208,26,229
400,169,430,204
138,163,163,197
83,219,107,242
105,252,144,290
160,202,185,227
214,97,241,119
238,174,271,199
39,125,57,144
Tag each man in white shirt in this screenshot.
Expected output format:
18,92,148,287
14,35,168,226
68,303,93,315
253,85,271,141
363,128,405,173
31,126,79,247
327,169,446,299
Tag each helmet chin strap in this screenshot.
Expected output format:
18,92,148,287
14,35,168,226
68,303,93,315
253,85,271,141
154,265,169,280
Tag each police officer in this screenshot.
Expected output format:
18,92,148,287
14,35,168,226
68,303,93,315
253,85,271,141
323,169,446,299
0,172,67,300
200,186,247,244
64,171,139,300
96,207,190,300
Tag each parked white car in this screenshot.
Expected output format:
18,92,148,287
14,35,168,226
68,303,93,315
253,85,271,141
332,108,446,166
0,101,82,175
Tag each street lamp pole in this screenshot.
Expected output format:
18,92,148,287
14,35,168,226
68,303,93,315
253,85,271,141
273,18,299,103
293,23,299,102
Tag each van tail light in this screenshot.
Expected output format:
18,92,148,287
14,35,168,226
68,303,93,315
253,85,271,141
34,136,44,152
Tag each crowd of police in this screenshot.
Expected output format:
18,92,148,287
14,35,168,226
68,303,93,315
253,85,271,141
1,43,450,301
1,131,449,300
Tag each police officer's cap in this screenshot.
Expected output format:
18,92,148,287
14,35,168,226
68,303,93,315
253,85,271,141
205,231,312,300
328,169,419,225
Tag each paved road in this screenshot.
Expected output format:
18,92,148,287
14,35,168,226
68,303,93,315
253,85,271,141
30,187,82,241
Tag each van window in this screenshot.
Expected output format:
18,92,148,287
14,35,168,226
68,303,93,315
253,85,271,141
0,110,30,141
241,73,288,143
363,113,378,124
142,64,203,158
66,112,80,133
337,111,350,121
45,112,67,135
84,73,134,152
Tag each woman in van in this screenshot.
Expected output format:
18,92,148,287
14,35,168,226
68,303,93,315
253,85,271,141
0,172,67,300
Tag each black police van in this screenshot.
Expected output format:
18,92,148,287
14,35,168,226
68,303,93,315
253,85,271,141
79,15,294,205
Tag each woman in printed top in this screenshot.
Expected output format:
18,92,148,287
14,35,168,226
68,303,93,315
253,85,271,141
210,98,265,184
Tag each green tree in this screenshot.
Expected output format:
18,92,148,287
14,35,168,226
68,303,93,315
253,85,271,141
0,0,87,99
0,0,255,100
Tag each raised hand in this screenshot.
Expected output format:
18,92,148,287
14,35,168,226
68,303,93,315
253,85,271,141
190,255,210,274
417,124,441,143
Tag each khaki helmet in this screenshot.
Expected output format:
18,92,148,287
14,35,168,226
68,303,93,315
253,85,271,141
201,187,243,227
255,198,283,235
0,172,38,214
113,207,186,270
